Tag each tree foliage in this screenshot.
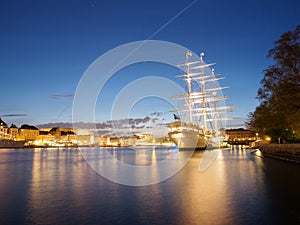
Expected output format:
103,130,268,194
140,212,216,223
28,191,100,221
247,25,300,142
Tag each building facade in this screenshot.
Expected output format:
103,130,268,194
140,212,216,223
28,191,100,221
0,117,8,139
225,128,256,144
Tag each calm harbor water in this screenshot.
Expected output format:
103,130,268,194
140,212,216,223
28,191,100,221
0,147,299,225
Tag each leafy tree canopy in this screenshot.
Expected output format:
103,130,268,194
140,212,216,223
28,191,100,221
247,25,300,142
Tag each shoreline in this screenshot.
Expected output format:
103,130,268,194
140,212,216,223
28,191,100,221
0,143,177,149
259,144,300,163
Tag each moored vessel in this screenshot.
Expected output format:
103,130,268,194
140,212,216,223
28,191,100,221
168,51,234,150
168,121,207,150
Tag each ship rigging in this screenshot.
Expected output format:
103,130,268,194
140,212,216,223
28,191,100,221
168,51,234,150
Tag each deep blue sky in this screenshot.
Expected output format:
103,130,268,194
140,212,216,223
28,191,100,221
1,0,299,127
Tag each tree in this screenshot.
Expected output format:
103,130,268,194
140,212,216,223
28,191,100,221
247,25,300,142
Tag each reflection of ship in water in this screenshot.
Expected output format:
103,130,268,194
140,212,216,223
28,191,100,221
168,52,234,150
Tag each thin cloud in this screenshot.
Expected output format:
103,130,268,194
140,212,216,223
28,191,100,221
108,117,151,129
151,118,160,123
150,112,163,117
38,115,160,130
49,93,74,99
37,122,73,128
1,114,27,117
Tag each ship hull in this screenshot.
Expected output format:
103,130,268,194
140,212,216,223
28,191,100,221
168,130,207,150
205,136,224,149
0,140,25,148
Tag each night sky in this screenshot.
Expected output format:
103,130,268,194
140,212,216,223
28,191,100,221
1,0,299,128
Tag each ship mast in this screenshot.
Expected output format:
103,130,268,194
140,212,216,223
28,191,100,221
211,68,218,135
199,52,207,132
185,51,193,124
169,51,236,149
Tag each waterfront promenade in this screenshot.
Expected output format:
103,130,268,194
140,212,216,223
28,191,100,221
260,144,300,163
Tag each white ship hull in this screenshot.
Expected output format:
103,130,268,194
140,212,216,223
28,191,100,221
168,126,207,150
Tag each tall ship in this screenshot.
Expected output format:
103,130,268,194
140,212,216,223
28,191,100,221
168,51,234,150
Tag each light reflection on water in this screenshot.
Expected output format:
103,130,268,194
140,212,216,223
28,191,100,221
79,146,192,186
0,147,299,225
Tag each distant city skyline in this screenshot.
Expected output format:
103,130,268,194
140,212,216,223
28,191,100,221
1,0,300,129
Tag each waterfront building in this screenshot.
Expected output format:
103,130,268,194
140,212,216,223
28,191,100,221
8,124,18,140
94,136,110,146
0,117,8,139
74,129,94,145
126,136,138,146
76,134,92,145
48,127,61,139
36,130,55,146
60,130,76,142
18,124,39,141
225,128,256,144
37,127,77,146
